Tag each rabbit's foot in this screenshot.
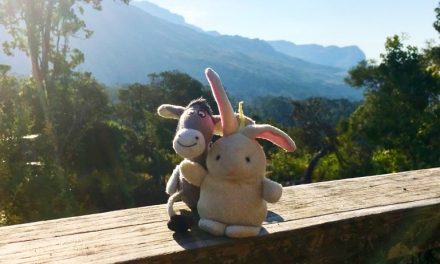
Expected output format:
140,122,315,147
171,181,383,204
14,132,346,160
199,218,226,236
225,225,261,238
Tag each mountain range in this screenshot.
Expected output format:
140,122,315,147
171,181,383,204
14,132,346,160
131,1,364,70
0,0,365,100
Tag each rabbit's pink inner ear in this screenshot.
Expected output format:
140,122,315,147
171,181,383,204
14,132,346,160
257,131,296,152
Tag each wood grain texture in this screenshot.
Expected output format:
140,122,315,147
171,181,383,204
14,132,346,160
0,168,439,263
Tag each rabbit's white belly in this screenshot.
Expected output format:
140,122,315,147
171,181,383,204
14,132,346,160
198,175,267,226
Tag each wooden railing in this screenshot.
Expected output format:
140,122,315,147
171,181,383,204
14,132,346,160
1,168,439,263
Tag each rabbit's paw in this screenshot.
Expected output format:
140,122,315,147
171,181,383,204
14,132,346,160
263,178,283,203
179,159,206,187
199,218,226,236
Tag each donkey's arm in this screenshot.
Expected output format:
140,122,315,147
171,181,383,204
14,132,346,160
179,159,207,187
262,178,283,203
165,165,180,195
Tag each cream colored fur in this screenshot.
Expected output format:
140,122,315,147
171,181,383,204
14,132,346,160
180,129,288,237
262,178,283,203
179,68,295,238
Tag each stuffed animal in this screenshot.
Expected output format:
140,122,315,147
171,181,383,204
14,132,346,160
157,98,218,232
158,97,254,232
180,68,296,238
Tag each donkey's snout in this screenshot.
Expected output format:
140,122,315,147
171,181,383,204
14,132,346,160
176,129,203,146
173,128,206,159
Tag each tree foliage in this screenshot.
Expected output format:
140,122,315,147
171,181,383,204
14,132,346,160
345,35,440,174
0,0,130,158
0,69,217,224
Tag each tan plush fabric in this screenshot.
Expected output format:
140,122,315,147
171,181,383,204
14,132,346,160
178,68,295,237
180,133,282,235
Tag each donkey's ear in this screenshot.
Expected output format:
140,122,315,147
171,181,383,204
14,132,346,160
213,114,255,136
157,104,185,119
242,124,296,152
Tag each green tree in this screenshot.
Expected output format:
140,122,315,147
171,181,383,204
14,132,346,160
291,98,357,183
52,72,111,165
0,1,131,168
345,35,440,174
0,73,79,224
0,64,11,77
0,0,129,112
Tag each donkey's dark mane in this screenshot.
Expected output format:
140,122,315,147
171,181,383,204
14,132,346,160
186,98,213,116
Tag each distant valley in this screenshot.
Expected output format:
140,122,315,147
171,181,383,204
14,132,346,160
0,0,365,100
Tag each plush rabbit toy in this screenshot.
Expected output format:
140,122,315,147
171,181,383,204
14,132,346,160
180,68,296,238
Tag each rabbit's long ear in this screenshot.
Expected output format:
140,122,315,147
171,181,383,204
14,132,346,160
157,104,185,119
205,68,238,136
242,124,296,152
212,114,255,135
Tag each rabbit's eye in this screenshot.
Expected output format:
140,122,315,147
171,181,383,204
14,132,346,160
245,157,251,163
216,154,221,161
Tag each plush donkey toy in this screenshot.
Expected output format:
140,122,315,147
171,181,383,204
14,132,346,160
180,68,296,238
158,98,217,232
158,98,254,232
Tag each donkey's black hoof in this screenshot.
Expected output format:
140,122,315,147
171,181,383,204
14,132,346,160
167,215,194,233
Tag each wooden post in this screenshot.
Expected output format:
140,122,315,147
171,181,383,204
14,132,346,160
1,168,439,263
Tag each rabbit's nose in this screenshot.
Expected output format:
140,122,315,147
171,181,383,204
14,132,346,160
227,170,238,177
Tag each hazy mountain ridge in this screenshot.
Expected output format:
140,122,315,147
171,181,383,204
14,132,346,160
268,40,365,69
130,1,365,69
131,1,210,34
0,0,363,100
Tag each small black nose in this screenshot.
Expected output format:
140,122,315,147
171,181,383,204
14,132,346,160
195,136,199,140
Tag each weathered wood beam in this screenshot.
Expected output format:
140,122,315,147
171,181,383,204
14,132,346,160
0,168,439,263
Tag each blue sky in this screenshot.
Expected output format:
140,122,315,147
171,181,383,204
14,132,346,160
143,0,439,61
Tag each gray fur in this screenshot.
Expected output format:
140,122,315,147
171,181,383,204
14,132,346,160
158,98,216,230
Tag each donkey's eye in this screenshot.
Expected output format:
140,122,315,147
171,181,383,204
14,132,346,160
198,110,206,118
188,110,195,115
245,157,251,163
216,154,221,161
